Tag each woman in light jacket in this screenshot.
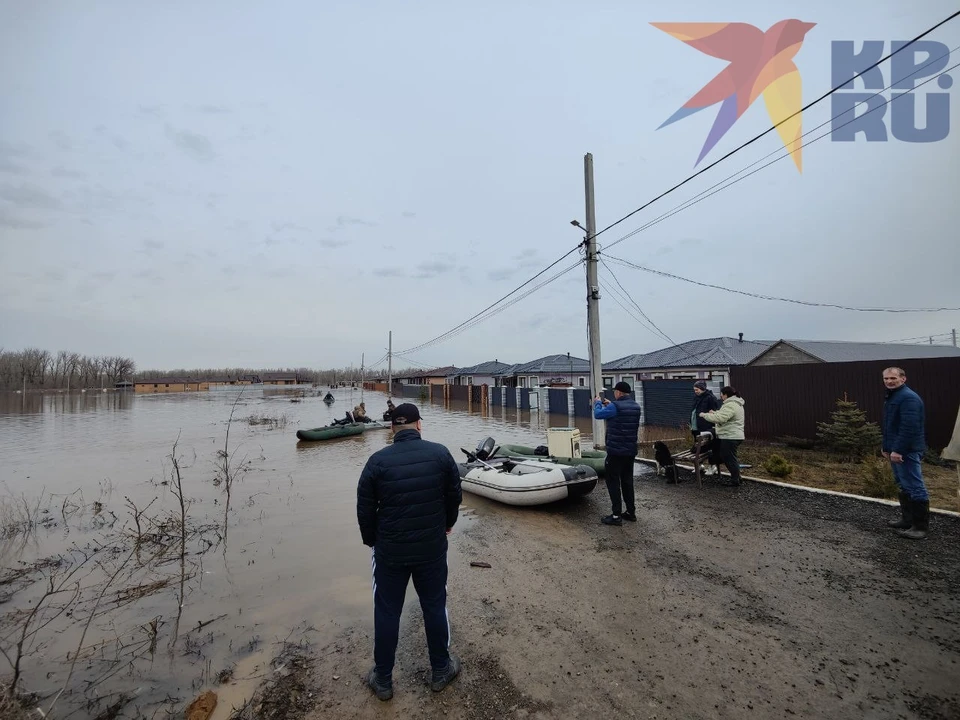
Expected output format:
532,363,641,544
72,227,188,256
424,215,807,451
699,386,746,487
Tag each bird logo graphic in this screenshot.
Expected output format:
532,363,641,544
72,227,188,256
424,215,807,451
652,20,816,172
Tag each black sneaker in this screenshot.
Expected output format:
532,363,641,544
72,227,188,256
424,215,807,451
367,667,393,701
431,654,461,692
622,512,637,522
601,514,623,526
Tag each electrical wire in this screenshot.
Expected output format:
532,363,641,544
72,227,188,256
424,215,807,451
395,256,584,356
590,9,960,243
604,253,960,313
602,47,960,254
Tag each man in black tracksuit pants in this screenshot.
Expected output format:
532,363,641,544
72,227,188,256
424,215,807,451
357,403,463,701
594,381,643,526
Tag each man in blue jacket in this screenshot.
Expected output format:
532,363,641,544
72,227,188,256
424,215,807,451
357,403,463,700
594,381,642,526
881,367,929,540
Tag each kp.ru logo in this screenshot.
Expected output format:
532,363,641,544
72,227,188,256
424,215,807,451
652,21,953,173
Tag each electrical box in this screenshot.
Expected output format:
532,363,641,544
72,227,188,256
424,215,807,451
547,427,582,458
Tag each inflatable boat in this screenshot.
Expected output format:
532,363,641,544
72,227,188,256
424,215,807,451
457,438,598,506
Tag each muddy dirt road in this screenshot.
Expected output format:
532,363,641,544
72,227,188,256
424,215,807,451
301,473,960,720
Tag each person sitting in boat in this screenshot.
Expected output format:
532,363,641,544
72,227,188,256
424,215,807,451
332,411,355,426
353,403,373,423
324,392,335,402
383,399,395,422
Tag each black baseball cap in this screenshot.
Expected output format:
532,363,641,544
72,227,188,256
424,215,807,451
391,402,422,426
614,381,632,393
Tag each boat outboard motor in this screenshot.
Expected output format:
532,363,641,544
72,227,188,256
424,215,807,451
474,437,496,461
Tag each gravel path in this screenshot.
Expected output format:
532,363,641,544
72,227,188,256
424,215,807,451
303,468,960,719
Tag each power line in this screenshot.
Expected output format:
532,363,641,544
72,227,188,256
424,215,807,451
395,246,583,356
604,253,960,313
396,255,584,356
590,10,960,243
604,46,960,253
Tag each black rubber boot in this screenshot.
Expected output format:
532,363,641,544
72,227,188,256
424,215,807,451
431,654,461,692
887,492,912,529
898,499,929,540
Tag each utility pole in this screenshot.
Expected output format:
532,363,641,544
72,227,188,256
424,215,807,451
584,153,605,449
360,353,365,401
387,331,393,397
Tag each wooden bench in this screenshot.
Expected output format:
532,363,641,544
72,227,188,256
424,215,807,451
664,432,716,489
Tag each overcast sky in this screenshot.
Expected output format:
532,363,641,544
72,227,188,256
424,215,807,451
1,0,958,373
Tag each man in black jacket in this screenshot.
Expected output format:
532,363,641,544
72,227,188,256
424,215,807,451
357,402,463,700
594,381,643,526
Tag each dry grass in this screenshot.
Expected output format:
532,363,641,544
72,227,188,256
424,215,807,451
0,690,39,720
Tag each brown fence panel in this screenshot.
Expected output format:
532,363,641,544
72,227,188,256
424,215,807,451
730,358,960,450
449,384,469,402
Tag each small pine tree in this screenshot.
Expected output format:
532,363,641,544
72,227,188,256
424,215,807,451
816,397,882,462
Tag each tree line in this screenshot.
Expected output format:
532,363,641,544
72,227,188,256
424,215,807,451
0,348,136,391
0,348,424,391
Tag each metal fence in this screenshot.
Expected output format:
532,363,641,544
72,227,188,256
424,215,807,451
730,357,960,450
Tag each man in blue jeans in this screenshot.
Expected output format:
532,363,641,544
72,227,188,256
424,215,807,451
357,402,463,700
881,367,929,540
594,381,642,526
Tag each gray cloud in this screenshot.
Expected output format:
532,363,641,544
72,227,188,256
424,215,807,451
94,125,128,151
0,209,45,229
191,104,232,114
0,160,29,175
140,239,165,256
336,215,377,228
318,238,348,248
402,211,416,218
92,271,117,282
412,261,456,279
48,131,73,151
487,268,518,281
373,267,405,277
139,104,165,118
0,182,62,210
51,166,87,179
0,141,32,160
165,124,215,161
272,221,310,233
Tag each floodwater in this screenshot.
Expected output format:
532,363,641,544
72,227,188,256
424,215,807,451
0,387,600,718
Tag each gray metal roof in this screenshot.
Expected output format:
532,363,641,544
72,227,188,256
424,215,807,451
447,360,514,377
604,337,774,371
771,340,960,363
496,354,591,376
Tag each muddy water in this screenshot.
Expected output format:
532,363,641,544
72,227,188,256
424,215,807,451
0,387,596,718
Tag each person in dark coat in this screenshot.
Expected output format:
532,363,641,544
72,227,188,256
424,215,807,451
691,380,722,471
881,367,929,540
383,399,396,422
594,381,642,526
356,402,463,700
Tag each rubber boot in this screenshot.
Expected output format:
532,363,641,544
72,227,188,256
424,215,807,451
898,499,929,540
887,492,912,529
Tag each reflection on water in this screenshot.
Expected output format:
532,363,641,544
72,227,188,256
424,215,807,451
0,387,595,718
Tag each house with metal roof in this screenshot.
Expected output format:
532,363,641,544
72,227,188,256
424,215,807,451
395,366,460,385
446,360,514,386
603,335,773,389
494,353,592,388
748,339,960,365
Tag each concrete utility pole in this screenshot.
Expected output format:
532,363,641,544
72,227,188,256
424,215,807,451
584,153,605,450
387,331,393,396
